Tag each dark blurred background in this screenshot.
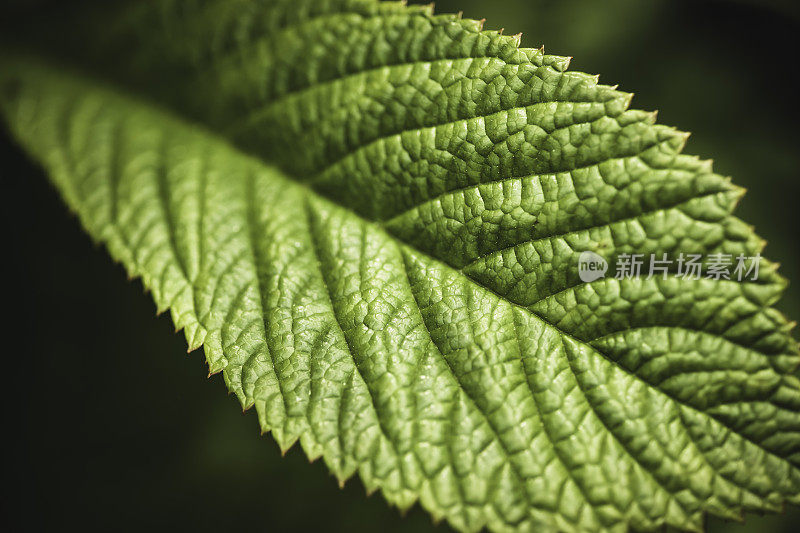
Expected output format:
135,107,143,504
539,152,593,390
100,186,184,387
1,0,799,531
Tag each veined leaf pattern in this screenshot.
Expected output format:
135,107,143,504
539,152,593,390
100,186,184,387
1,1,798,531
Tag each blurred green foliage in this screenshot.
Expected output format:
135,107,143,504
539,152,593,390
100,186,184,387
2,0,798,531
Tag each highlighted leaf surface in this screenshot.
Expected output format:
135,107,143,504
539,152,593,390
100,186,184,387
1,1,799,531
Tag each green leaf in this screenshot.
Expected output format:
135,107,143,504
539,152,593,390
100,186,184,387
1,1,799,531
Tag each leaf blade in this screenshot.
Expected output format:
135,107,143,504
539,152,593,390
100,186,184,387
2,1,799,530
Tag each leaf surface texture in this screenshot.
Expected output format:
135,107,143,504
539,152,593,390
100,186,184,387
1,1,799,531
